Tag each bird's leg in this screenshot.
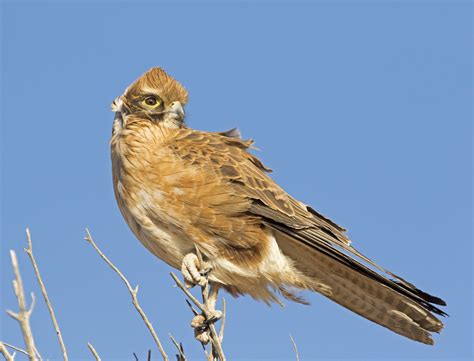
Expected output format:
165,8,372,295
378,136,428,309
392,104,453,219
206,282,223,322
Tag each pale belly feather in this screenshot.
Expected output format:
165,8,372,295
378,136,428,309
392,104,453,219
114,179,194,270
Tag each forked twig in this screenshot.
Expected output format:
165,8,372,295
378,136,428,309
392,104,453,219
24,228,68,361
84,228,169,361
0,342,14,361
6,250,38,361
169,334,187,361
87,343,101,361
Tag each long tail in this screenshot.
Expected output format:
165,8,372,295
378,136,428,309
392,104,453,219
274,231,446,345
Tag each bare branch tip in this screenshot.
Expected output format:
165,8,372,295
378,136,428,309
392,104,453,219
27,292,36,315
290,334,300,361
2,342,29,357
84,228,92,242
87,342,101,361
6,310,19,320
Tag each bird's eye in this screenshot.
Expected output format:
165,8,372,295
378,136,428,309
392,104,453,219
142,96,161,108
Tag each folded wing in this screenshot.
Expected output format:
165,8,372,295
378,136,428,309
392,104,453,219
173,129,447,344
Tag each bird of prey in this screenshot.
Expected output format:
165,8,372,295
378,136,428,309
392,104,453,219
111,67,446,345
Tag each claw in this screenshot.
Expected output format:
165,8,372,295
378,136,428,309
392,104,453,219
191,314,206,329
190,311,222,345
205,310,223,324
200,266,213,278
194,328,210,344
181,253,208,288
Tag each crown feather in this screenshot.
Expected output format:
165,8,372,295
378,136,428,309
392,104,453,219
125,67,188,104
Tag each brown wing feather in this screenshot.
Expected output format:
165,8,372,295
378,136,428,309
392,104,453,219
175,130,350,242
161,129,269,268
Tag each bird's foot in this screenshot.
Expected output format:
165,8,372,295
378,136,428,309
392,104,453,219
190,310,223,345
181,252,211,289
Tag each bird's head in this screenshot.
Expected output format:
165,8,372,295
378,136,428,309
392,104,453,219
112,67,188,128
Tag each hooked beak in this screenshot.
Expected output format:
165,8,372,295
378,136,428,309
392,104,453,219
168,101,185,122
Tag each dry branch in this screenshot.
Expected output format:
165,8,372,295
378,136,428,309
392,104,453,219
87,342,101,361
218,299,226,343
0,342,14,361
84,229,169,361
290,335,300,361
169,334,186,361
2,342,29,357
3,228,234,361
6,250,38,361
24,228,68,361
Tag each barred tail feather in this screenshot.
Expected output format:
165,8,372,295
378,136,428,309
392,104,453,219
274,231,445,345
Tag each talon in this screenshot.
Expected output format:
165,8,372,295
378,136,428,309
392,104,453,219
191,314,206,329
205,310,223,324
191,314,211,345
194,328,210,344
181,253,208,288
197,277,207,287
200,266,213,278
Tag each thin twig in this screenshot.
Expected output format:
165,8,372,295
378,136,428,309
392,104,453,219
3,342,28,356
208,322,223,360
169,334,186,361
170,273,207,313
24,228,68,361
84,229,169,361
290,335,300,361
219,299,226,343
185,299,199,316
170,272,226,361
6,250,38,361
0,342,14,361
33,344,42,361
87,342,101,361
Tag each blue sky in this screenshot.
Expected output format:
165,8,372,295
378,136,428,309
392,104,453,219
1,1,472,360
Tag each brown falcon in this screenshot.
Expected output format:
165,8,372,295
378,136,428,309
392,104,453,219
111,67,446,345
